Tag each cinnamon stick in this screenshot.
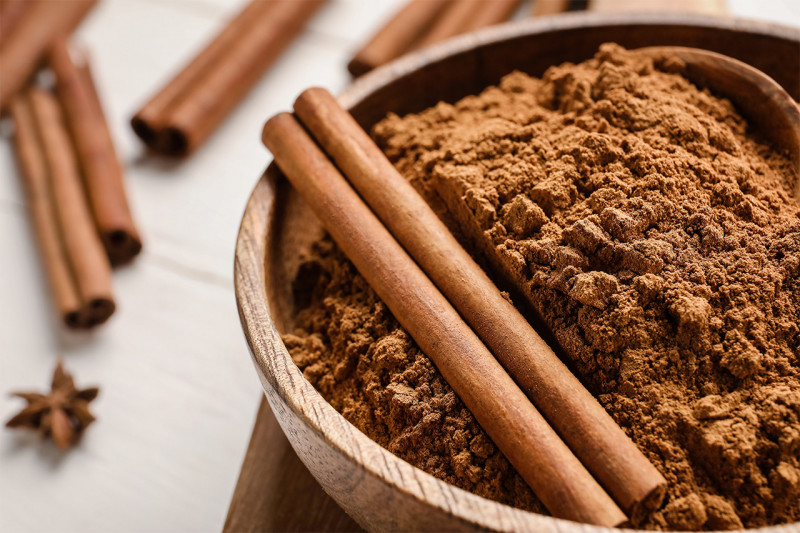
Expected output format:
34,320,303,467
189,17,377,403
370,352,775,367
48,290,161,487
12,88,115,328
11,94,82,328
414,0,521,50
531,0,571,16
0,0,97,111
50,40,142,265
0,0,31,47
293,87,667,517
262,112,626,527
347,0,451,77
131,0,326,156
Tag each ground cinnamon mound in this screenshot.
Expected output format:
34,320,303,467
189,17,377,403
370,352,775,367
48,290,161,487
285,43,799,529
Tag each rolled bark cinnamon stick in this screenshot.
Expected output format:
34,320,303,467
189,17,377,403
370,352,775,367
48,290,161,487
27,87,114,327
461,0,522,32
50,40,142,265
293,87,667,518
347,0,450,77
531,0,571,16
262,112,627,527
414,0,521,50
130,0,271,148
132,0,326,156
0,0,97,111
10,94,83,328
0,0,31,47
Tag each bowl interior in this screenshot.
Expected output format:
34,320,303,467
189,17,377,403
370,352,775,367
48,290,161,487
238,12,800,533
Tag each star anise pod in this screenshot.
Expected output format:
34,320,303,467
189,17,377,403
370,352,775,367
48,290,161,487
6,361,99,450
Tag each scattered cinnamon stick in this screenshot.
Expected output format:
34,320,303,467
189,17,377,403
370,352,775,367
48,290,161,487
0,0,31,47
131,0,326,156
414,0,522,50
11,88,115,328
50,40,142,265
0,0,97,111
292,87,667,518
531,0,571,16
262,112,627,527
347,0,449,77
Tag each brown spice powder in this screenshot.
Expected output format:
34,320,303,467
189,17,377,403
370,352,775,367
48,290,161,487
285,44,799,530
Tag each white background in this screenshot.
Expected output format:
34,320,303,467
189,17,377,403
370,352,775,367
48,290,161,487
1,1,798,531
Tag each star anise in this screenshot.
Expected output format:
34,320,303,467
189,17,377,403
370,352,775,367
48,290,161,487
5,361,99,450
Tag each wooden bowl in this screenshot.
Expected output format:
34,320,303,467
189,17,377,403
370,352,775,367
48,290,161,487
235,13,800,532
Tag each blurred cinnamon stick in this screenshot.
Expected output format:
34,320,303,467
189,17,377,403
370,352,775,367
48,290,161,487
0,0,97,111
262,112,627,527
414,0,522,50
50,40,142,265
347,0,449,77
531,0,571,15
11,88,115,328
0,0,31,47
131,0,326,156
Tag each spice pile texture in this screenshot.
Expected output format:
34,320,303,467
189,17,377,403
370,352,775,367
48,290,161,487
284,44,799,529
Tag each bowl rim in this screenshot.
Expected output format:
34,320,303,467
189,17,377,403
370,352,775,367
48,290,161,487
235,11,800,533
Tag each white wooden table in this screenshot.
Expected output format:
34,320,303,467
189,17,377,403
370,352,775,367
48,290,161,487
0,1,797,531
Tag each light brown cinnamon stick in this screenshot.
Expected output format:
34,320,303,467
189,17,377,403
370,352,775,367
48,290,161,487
262,112,626,527
462,0,522,32
11,93,83,328
0,0,97,111
347,0,450,77
132,0,326,156
12,88,115,328
414,0,521,50
130,0,271,149
531,0,571,16
293,87,667,518
0,0,31,47
50,40,142,265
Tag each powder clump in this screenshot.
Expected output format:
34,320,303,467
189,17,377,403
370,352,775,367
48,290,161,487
286,44,800,530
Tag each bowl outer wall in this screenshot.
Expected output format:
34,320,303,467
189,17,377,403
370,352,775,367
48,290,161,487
234,12,800,533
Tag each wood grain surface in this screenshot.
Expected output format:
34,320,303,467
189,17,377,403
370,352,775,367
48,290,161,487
223,398,361,533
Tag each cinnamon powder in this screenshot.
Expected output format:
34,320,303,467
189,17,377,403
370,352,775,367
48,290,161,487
284,44,799,529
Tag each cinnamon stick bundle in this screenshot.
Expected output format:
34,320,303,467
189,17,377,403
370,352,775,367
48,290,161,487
131,0,326,156
293,87,667,517
347,0,449,77
262,112,626,527
50,40,142,265
11,88,115,328
413,0,522,50
0,0,97,111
